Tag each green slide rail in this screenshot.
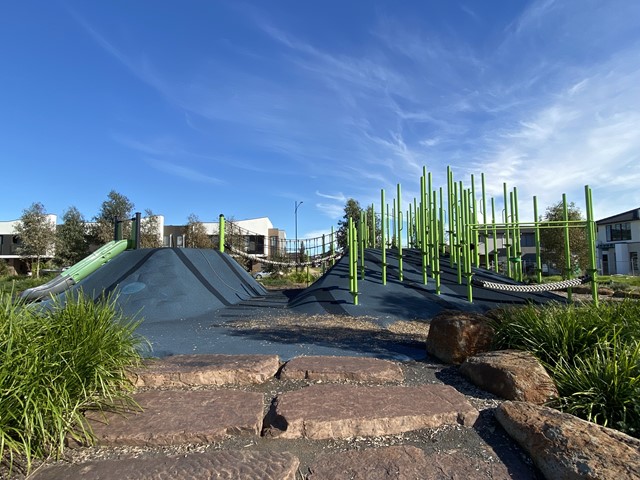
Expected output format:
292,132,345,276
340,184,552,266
20,239,130,301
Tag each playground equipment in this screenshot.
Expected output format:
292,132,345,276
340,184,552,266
345,166,599,307
20,214,144,301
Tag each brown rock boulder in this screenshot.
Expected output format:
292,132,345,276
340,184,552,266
425,311,494,364
460,350,558,404
495,401,640,480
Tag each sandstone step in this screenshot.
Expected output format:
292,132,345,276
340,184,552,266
307,445,523,480
81,390,264,447
264,384,478,439
30,450,299,480
280,355,403,383
130,354,280,387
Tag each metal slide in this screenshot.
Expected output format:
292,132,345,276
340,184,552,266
20,239,130,301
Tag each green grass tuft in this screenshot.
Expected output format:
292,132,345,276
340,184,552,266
0,292,148,473
492,300,640,437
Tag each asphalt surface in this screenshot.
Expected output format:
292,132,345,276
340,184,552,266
56,247,561,361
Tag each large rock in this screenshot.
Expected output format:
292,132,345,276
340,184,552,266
280,355,403,383
82,390,264,446
264,384,478,439
30,450,300,480
425,311,494,364
460,350,558,404
130,354,280,387
495,401,640,480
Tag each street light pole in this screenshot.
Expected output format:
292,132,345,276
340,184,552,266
295,201,303,270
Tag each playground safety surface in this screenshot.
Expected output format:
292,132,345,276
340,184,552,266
57,247,562,360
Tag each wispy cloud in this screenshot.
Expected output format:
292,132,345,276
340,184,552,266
315,191,346,202
144,158,223,185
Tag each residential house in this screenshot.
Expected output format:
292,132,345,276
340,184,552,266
596,208,640,275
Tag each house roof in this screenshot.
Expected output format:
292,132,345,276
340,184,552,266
596,208,640,225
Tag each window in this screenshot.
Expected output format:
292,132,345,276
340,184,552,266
520,232,536,247
606,223,631,241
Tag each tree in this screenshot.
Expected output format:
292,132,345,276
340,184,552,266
184,213,211,248
140,208,163,248
539,201,588,277
54,206,89,267
365,204,382,247
14,202,56,277
91,191,135,245
336,198,362,251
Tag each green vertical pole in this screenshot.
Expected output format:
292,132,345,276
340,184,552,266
492,198,498,273
219,214,225,253
322,233,326,274
433,190,441,294
533,196,542,283
585,185,598,306
397,183,403,281
503,183,511,278
349,217,358,305
439,187,445,256
331,226,336,266
462,188,473,302
562,194,573,302
481,173,489,269
471,174,479,267
447,166,457,267
371,203,376,248
420,172,428,284
512,189,522,281
381,189,387,286
359,211,365,279
455,181,462,284
427,172,433,270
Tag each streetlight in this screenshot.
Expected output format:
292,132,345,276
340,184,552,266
295,201,303,270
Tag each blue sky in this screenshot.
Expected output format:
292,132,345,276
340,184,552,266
2,1,639,239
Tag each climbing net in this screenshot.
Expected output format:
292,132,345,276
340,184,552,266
473,276,591,292
226,244,343,268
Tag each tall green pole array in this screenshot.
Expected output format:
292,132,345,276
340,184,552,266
338,164,597,307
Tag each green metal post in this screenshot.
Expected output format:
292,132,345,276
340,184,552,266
219,214,225,253
533,196,542,284
349,217,358,305
447,166,455,267
585,185,599,306
420,173,428,284
433,190,441,294
503,183,511,278
439,187,445,256
492,198,498,272
359,211,365,279
397,183,403,281
481,173,489,269
381,189,387,285
471,174,479,267
562,194,573,302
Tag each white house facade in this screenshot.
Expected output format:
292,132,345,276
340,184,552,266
596,208,640,275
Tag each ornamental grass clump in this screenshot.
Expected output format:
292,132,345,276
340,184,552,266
0,291,147,473
492,300,640,437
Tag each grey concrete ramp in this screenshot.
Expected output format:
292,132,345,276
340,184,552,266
83,390,264,446
264,384,479,439
31,450,300,480
59,248,266,322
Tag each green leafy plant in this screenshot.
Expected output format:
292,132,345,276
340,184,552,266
0,292,147,473
492,300,640,437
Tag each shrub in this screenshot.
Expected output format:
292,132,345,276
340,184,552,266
0,292,147,473
492,300,640,437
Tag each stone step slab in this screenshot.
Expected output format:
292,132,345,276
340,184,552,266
130,354,280,387
280,355,404,383
264,384,478,439
82,390,264,447
30,450,300,480
307,445,524,480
